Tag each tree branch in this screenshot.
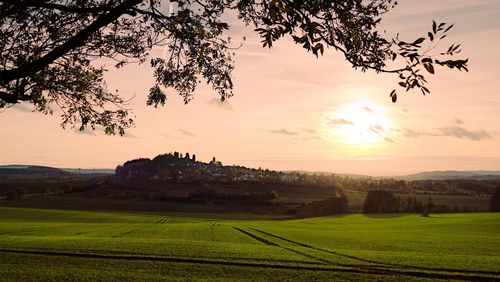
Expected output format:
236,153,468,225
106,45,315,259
0,0,142,84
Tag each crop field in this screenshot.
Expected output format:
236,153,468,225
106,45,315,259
0,207,499,281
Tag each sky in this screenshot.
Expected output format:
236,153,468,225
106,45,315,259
1,0,499,176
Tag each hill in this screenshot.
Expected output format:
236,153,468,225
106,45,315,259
0,165,114,176
400,170,500,181
61,168,115,175
0,165,73,178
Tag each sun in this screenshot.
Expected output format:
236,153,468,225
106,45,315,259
328,101,393,145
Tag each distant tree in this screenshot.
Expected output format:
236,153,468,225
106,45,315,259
490,186,500,212
14,186,28,198
308,194,348,215
363,190,398,214
421,197,435,217
6,189,18,200
0,0,468,135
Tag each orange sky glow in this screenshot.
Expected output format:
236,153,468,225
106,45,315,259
1,0,499,176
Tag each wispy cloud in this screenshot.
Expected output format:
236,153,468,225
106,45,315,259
369,125,394,143
403,125,492,141
207,98,234,111
384,137,395,143
363,106,373,113
179,129,196,137
403,129,439,138
269,129,298,136
329,118,355,126
439,126,491,141
369,125,385,133
300,128,317,134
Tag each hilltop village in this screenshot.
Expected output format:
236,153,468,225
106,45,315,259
115,151,290,184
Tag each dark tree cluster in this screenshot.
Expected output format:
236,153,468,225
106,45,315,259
362,190,479,214
5,186,28,200
491,186,500,212
306,193,348,215
362,190,398,213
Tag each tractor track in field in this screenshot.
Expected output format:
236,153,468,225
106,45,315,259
94,217,113,224
233,227,278,246
0,248,498,281
156,217,169,224
0,224,82,235
249,228,500,278
233,227,331,265
111,229,138,238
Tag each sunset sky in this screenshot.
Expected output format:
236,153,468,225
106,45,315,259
1,0,499,176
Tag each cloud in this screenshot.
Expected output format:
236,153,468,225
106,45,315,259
329,118,354,126
403,126,492,141
369,125,385,133
179,129,196,137
455,118,464,125
159,133,170,138
439,126,491,141
300,128,317,134
363,106,373,113
403,129,439,138
384,137,395,143
369,125,394,143
207,98,234,111
269,129,298,136
297,136,323,141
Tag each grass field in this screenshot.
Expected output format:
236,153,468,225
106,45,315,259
0,205,499,281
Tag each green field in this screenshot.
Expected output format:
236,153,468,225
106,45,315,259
0,206,499,281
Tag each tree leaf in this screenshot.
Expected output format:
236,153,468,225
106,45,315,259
412,37,425,46
444,24,454,33
428,32,434,41
424,63,435,74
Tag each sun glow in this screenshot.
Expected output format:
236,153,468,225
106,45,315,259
328,101,393,146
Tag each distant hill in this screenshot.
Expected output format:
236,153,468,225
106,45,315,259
62,168,115,175
399,170,500,181
0,165,31,169
0,165,73,178
286,170,374,179
0,165,114,177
